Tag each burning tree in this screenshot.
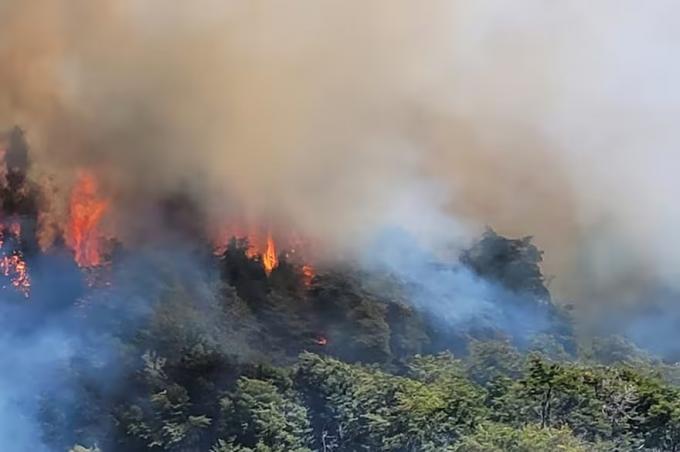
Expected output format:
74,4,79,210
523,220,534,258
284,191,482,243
65,170,109,268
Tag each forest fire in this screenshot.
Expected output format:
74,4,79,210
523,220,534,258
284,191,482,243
0,222,30,297
213,224,317,279
262,230,278,275
0,130,316,290
302,264,315,286
65,171,108,267
0,254,30,296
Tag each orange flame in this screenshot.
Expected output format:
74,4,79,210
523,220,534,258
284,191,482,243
213,224,260,258
213,223,316,278
0,254,30,297
0,221,30,297
262,230,278,275
66,171,108,267
302,264,315,286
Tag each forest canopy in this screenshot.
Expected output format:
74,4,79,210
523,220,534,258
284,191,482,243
13,231,680,452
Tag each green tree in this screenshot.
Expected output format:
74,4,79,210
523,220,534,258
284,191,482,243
466,339,523,386
581,335,651,365
454,422,604,452
219,377,312,452
295,352,486,451
461,229,549,301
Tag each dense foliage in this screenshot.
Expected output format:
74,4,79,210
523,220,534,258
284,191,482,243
12,231,680,451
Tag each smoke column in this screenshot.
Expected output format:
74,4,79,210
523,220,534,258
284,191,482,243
1,1,679,307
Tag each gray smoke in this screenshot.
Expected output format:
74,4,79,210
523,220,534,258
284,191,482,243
0,1,678,336
0,0,680,303
1,4,680,449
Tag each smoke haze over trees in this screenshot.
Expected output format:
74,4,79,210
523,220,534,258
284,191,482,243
0,1,680,451
4,227,680,451
2,1,680,302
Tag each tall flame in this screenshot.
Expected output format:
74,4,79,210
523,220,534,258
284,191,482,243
262,230,278,275
66,171,108,267
213,223,316,278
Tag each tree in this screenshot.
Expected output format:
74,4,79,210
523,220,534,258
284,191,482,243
461,229,549,301
219,377,312,452
309,272,393,363
454,422,605,452
581,335,651,365
295,352,486,451
466,339,523,386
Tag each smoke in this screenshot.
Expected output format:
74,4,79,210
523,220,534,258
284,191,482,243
425,1,680,307
0,243,245,451
0,327,73,451
0,0,454,253
2,1,680,305
2,4,680,447
363,228,554,344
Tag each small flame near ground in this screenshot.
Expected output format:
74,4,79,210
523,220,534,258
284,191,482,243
302,265,315,286
65,170,108,267
0,222,30,297
1,254,30,296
